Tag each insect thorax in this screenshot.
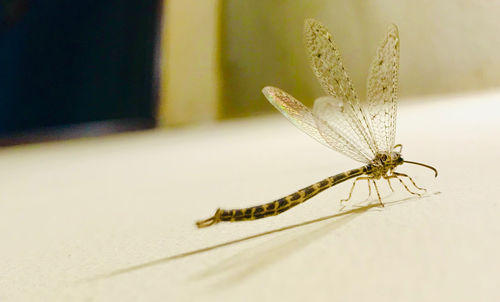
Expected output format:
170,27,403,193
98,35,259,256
367,151,403,178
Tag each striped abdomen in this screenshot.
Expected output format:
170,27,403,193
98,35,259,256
196,166,367,228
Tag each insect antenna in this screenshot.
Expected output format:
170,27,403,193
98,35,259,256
403,160,438,177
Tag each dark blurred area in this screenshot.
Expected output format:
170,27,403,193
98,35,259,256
0,0,160,144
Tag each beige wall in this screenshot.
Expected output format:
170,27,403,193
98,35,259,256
221,0,500,117
160,1,500,123
159,0,221,126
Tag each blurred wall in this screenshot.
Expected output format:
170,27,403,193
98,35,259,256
159,0,221,126
220,1,500,118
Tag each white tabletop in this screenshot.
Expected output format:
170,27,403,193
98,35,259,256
2,91,499,301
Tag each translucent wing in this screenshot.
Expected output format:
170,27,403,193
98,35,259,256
366,24,400,153
262,87,327,147
313,96,373,162
303,18,358,106
304,18,378,157
263,86,371,163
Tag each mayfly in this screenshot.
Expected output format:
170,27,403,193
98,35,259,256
196,19,437,228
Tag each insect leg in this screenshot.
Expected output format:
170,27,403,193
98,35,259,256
372,180,384,207
341,176,371,203
386,178,394,192
390,175,422,197
393,172,427,192
367,179,372,197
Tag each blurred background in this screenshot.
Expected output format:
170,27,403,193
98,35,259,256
1,0,499,144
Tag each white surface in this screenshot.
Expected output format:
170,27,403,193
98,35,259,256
1,92,500,301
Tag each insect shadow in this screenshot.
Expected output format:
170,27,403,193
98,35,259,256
191,193,438,288
81,192,438,284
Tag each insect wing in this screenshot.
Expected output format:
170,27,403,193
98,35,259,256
303,19,358,106
313,96,374,162
366,24,400,153
304,18,377,157
263,87,329,147
263,86,370,163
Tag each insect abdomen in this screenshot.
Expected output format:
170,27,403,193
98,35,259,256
196,166,366,228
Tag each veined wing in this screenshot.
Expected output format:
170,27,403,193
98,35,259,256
263,86,371,163
313,96,373,162
304,18,378,157
366,24,400,153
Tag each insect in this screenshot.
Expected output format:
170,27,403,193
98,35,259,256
196,18,437,228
